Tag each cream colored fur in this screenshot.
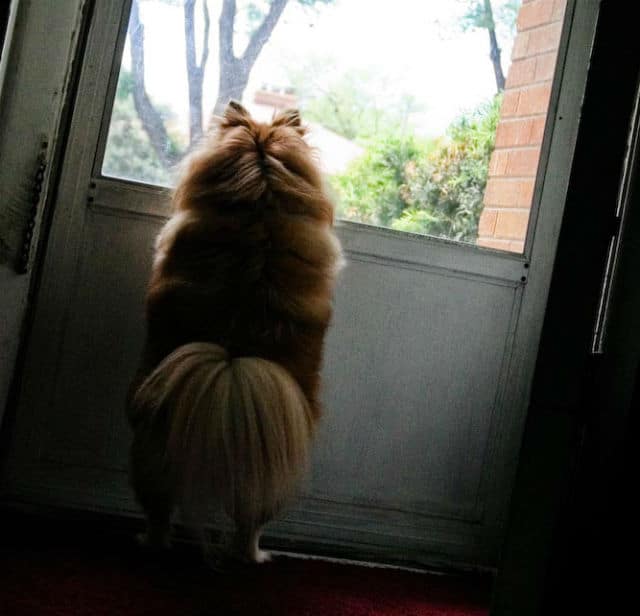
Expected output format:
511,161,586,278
130,342,313,558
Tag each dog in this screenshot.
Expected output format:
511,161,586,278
126,101,343,564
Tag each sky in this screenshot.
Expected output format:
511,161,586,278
126,0,517,140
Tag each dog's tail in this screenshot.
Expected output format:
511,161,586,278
129,342,313,530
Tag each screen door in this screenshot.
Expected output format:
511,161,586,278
1,0,597,569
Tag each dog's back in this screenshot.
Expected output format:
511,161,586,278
143,102,342,415
127,103,342,562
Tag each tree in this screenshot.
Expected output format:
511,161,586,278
103,70,181,185
129,0,181,167
331,95,502,242
128,0,333,170
460,0,521,93
214,0,288,115
214,0,333,115
185,0,210,143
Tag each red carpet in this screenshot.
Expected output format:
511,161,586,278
0,514,491,616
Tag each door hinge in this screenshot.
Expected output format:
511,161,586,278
16,141,49,275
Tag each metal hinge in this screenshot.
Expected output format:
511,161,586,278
16,141,49,275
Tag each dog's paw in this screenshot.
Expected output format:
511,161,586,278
205,546,273,572
251,549,272,564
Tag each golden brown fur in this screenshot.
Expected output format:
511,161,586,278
127,102,343,563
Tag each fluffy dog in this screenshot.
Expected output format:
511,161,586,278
127,101,343,564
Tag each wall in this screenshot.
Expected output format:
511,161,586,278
477,0,568,252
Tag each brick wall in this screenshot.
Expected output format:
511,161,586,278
477,0,567,252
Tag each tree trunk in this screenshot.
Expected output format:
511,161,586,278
484,0,506,92
184,0,210,145
213,0,289,116
128,0,178,169
215,70,251,116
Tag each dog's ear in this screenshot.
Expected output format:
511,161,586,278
273,109,306,135
221,100,251,128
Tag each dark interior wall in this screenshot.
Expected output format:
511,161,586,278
492,1,640,613
1,3,10,60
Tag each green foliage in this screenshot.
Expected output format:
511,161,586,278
331,132,429,227
393,95,501,241
303,72,394,141
459,0,521,37
332,95,502,242
103,70,183,186
290,61,423,142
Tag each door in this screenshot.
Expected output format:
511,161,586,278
1,0,598,569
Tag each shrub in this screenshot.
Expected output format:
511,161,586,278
394,95,501,241
330,132,430,226
332,94,501,243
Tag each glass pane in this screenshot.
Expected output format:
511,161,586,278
102,0,567,252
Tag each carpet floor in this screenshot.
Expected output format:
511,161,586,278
0,514,491,616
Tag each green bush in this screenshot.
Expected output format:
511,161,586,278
330,132,429,226
333,95,502,243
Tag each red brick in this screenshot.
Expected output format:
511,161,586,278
530,116,547,143
477,237,512,251
501,90,520,117
484,179,517,207
478,209,498,237
505,147,541,176
517,83,552,115
495,117,547,147
506,57,537,88
517,0,555,32
489,150,509,176
484,178,535,208
495,119,530,148
526,21,562,55
518,179,536,207
511,31,530,60
495,120,525,148
534,52,557,82
494,210,530,240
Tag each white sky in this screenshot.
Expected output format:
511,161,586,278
133,0,517,140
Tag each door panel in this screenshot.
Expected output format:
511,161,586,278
1,0,600,569
4,197,521,566
40,208,157,469
315,260,518,518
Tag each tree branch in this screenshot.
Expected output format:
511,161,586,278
201,0,210,70
184,0,197,78
240,0,288,70
184,1,210,143
219,0,237,68
483,0,505,92
213,0,290,115
129,0,176,169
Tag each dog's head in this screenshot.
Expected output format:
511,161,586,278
175,101,330,222
219,100,306,138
